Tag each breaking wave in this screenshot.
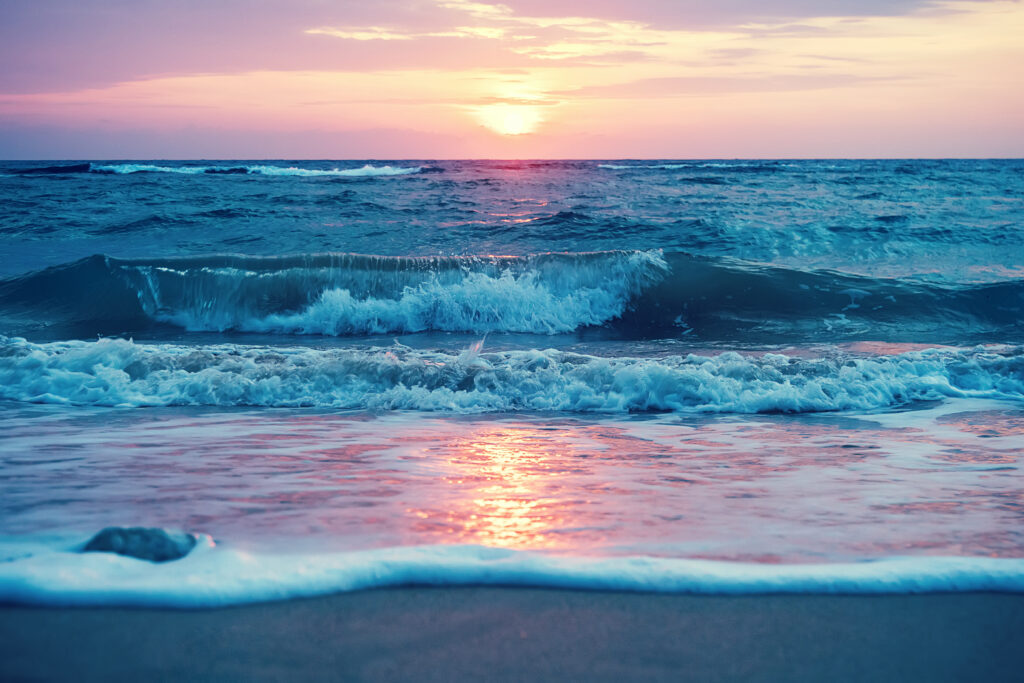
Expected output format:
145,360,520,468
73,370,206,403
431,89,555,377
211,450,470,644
8,163,423,177
0,337,1021,412
0,251,1020,343
0,250,669,337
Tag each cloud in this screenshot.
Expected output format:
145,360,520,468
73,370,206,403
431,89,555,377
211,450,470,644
483,0,990,28
305,27,416,41
1,0,993,95
556,73,897,98
308,0,687,63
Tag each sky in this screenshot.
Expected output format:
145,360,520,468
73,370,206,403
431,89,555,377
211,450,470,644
0,0,1022,159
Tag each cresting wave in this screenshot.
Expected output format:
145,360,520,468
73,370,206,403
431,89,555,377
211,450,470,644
1,250,1021,342
2,542,1023,608
0,250,669,337
9,163,424,177
1,337,1021,412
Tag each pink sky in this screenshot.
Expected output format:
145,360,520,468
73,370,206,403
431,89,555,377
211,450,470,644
1,0,1022,158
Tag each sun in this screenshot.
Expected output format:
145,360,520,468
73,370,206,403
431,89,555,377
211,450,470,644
476,104,543,136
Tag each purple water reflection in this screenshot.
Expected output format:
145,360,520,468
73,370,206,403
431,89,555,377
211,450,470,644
0,401,1020,562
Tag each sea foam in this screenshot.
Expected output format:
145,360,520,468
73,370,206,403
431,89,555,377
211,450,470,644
599,163,692,170
1,541,1022,608
117,250,668,335
598,162,796,171
89,163,422,177
1,337,1020,412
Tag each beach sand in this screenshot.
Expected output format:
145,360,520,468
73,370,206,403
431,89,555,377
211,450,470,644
2,588,1023,681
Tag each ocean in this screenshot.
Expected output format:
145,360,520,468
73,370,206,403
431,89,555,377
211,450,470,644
1,159,1022,606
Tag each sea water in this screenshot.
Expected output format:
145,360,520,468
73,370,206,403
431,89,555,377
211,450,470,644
0,159,1021,606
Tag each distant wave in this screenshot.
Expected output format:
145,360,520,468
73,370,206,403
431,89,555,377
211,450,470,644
2,542,1023,608
1,251,1021,342
0,337,1020,412
599,163,693,170
92,163,424,177
8,163,424,177
8,163,93,174
598,162,798,172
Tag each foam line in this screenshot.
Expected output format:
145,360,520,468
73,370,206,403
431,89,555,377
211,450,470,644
0,337,1020,412
1,542,1022,608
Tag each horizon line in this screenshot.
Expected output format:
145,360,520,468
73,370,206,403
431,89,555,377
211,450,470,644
4,157,1024,162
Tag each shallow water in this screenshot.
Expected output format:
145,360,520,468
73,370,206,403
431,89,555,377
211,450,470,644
2,400,1021,562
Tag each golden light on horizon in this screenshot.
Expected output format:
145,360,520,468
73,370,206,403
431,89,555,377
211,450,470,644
476,103,543,136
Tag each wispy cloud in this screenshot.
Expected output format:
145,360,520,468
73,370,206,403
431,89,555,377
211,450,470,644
308,0,733,63
306,27,416,41
557,74,899,99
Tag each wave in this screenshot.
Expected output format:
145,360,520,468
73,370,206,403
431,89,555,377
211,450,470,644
598,162,796,172
8,163,424,177
0,337,1020,412
1,541,1022,608
9,163,92,174
3,250,1021,343
599,163,693,170
0,250,668,337
93,163,423,177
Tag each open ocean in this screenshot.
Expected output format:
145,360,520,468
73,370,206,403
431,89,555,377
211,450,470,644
1,159,1022,606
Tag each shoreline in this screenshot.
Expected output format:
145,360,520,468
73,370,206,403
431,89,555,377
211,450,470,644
3,588,1023,682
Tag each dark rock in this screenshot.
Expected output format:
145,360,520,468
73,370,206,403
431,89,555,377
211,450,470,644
83,527,197,563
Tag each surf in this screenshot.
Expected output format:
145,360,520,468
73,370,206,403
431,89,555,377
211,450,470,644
1,250,1020,343
6,162,425,177
1,336,1020,412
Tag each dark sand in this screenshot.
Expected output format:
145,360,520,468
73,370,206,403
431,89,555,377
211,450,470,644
2,589,1023,682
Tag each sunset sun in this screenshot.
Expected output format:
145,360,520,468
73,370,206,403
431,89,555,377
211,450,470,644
476,104,543,136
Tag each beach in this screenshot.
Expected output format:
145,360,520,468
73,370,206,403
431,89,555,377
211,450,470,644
3,589,1023,681
4,0,1024,679
1,158,1022,680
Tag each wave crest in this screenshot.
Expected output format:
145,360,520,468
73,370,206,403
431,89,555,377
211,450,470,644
0,250,668,337
89,163,423,177
1,337,1020,413
2,251,1021,342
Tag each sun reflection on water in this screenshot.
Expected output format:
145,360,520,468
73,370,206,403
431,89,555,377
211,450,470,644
408,424,590,550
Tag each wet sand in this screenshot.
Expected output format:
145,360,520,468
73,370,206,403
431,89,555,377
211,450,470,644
2,588,1023,682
